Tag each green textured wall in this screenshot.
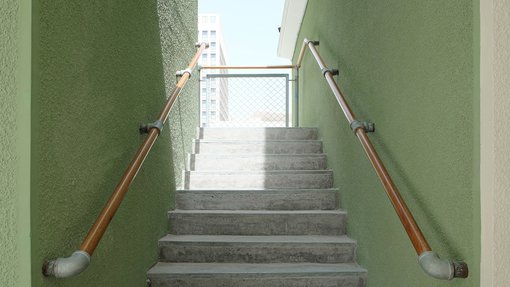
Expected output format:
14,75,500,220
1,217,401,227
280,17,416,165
1,0,31,286
31,0,198,286
295,1,479,286
1,0,20,285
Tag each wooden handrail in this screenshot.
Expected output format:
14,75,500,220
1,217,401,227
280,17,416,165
297,39,468,279
43,43,208,278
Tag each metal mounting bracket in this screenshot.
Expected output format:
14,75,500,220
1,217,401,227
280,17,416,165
139,120,164,134
307,40,320,46
195,42,210,49
321,67,339,77
350,120,375,134
176,69,193,77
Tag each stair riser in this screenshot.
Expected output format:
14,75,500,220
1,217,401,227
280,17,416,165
149,276,366,287
194,141,323,154
199,128,318,140
184,172,333,189
169,213,346,235
160,243,355,263
190,155,327,171
176,190,337,210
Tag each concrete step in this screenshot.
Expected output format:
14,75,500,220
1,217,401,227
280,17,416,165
176,189,339,210
198,127,319,141
189,154,327,171
168,210,346,236
193,140,323,154
159,235,357,264
147,262,367,287
184,170,333,189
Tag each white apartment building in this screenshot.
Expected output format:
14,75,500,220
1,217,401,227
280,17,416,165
198,14,229,126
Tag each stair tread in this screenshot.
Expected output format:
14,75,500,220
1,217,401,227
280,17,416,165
200,127,317,130
191,153,327,157
194,139,322,143
147,262,367,276
185,170,332,174
170,210,346,214
160,235,355,244
177,188,339,192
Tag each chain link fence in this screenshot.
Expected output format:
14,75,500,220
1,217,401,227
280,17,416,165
200,74,289,127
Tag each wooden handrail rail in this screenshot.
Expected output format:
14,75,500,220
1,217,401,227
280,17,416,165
297,38,468,280
43,43,208,278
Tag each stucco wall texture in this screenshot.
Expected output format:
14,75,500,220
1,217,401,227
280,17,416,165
294,1,479,286
31,1,197,286
157,0,200,188
0,0,19,285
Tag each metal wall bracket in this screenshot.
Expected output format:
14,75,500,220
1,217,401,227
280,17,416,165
350,120,375,134
176,69,193,77
195,42,210,49
321,68,339,77
307,40,320,46
139,120,164,134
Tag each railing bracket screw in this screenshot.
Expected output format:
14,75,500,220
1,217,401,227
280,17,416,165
350,120,375,134
139,120,164,134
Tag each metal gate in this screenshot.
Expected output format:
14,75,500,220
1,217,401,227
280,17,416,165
200,73,290,127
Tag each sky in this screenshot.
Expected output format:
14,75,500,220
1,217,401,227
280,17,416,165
198,0,290,66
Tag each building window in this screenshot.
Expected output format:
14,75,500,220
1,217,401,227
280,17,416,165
201,54,208,63
210,42,217,52
210,53,217,63
210,16,216,23
202,99,207,106
210,79,216,88
211,99,216,109
210,31,217,41
201,31,208,41
202,87,206,95
210,88,216,96
201,16,207,24
202,111,207,117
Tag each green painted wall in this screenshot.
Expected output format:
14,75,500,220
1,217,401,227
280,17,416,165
31,1,198,286
1,0,21,285
1,0,32,286
294,1,479,286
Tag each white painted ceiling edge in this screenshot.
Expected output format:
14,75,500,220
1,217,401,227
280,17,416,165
277,0,309,59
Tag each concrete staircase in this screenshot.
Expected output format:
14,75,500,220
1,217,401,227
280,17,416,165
147,127,367,287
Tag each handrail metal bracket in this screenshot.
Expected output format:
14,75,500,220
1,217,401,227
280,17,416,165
195,42,210,49
176,69,193,77
322,68,339,77
350,120,375,134
306,40,320,46
139,120,164,134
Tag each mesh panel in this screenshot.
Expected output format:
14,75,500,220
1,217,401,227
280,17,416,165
200,74,289,127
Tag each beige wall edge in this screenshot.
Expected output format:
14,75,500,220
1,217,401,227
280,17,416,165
480,0,510,286
277,0,308,59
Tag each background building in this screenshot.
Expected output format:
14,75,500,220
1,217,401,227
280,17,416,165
198,14,229,126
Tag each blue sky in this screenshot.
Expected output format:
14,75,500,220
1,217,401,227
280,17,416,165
198,0,290,66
